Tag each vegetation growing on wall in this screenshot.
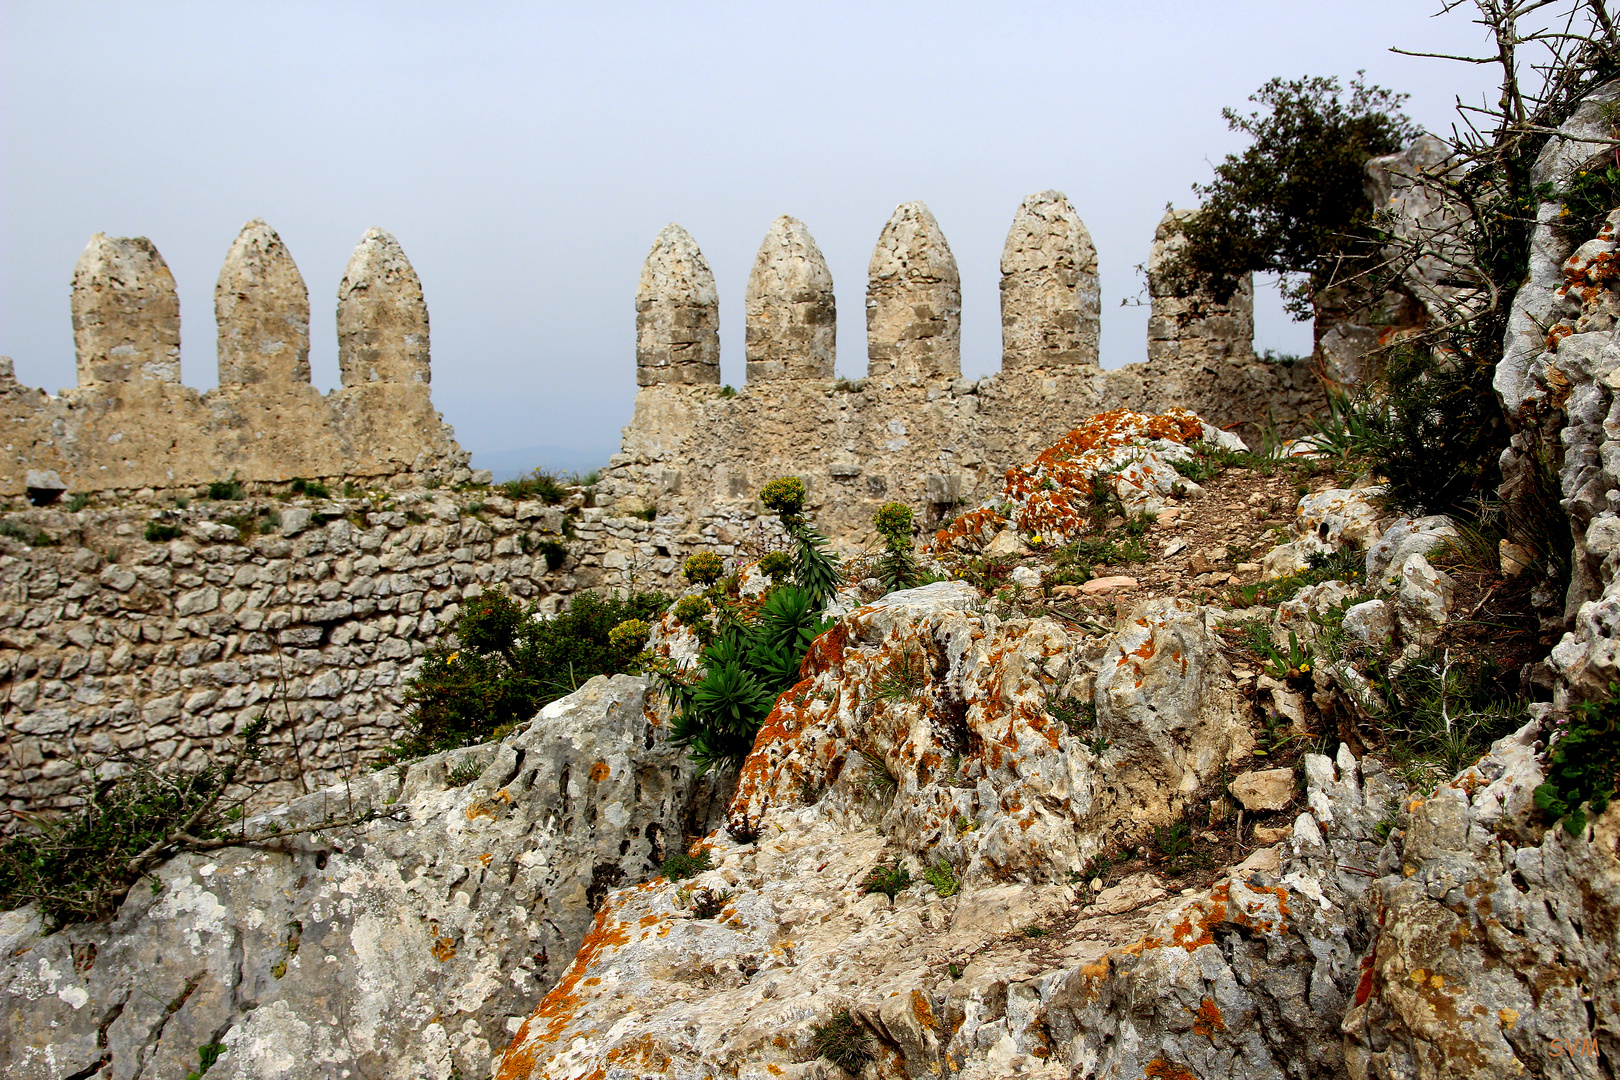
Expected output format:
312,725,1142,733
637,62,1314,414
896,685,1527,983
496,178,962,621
392,587,668,759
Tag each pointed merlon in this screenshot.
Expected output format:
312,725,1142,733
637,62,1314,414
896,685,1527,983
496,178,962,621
745,216,835,382
1146,209,1254,368
216,219,311,388
866,201,960,382
1000,191,1099,371
337,228,431,386
636,224,720,387
71,234,182,387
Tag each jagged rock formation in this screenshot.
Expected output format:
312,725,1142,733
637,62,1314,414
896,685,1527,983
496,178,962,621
0,222,472,497
1000,190,1099,372
0,675,726,1080
866,201,963,383
744,216,836,382
636,224,721,387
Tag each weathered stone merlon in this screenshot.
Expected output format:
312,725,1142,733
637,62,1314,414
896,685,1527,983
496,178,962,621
1000,190,1100,371
337,227,431,386
867,201,961,382
745,215,835,382
71,233,182,387
636,223,720,387
216,218,312,387
1147,209,1256,368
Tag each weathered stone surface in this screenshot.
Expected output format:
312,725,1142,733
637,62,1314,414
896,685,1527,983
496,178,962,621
635,224,720,387
1343,597,1395,644
1395,553,1456,647
216,219,311,387
71,234,182,386
1365,513,1458,584
743,216,834,382
495,602,1438,1080
336,227,430,386
1146,209,1255,370
0,674,721,1080
1229,767,1294,811
1344,723,1620,1080
1000,190,1098,371
866,201,961,382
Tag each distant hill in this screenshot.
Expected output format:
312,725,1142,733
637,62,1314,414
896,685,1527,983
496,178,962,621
470,443,616,482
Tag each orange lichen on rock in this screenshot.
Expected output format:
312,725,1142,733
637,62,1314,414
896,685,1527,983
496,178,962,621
589,760,611,782
912,989,938,1029
496,903,636,1079
931,408,1210,550
1143,1059,1198,1080
1192,997,1226,1038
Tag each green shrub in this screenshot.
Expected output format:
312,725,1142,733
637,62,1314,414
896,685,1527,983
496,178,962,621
0,519,55,547
859,862,911,899
759,477,840,607
684,552,725,585
811,1009,874,1073
66,493,89,513
665,585,830,773
205,476,245,501
1535,685,1620,836
1556,162,1620,244
923,859,959,898
758,550,792,582
718,384,738,398
537,539,567,571
289,477,329,499
0,719,268,929
873,501,921,591
500,468,568,504
183,1043,225,1080
673,595,710,626
1159,73,1419,315
144,521,183,543
659,848,712,881
393,587,669,759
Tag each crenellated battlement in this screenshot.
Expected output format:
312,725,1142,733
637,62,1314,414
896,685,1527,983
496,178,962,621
598,192,1324,544
0,221,474,499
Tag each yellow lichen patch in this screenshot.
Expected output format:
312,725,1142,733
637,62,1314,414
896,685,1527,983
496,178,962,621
589,760,611,782
479,852,494,867
912,989,938,1029
431,934,456,962
1192,997,1226,1039
1498,1008,1518,1028
1143,1059,1198,1080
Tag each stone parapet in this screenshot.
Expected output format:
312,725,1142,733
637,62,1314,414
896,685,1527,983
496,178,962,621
0,222,470,498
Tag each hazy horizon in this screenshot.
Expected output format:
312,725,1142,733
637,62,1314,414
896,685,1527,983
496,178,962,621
0,2,1500,473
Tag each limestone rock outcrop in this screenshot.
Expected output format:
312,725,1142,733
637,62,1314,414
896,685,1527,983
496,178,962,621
867,201,962,382
0,674,722,1080
744,216,835,382
636,224,721,387
1000,190,1099,371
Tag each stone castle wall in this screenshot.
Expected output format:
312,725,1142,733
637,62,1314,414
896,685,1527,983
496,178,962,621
0,220,475,499
0,484,695,815
0,193,1327,817
596,193,1325,545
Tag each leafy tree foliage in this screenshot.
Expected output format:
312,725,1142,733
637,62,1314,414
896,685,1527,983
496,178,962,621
1164,73,1420,317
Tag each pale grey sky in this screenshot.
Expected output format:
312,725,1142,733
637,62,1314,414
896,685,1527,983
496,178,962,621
0,1,1499,472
